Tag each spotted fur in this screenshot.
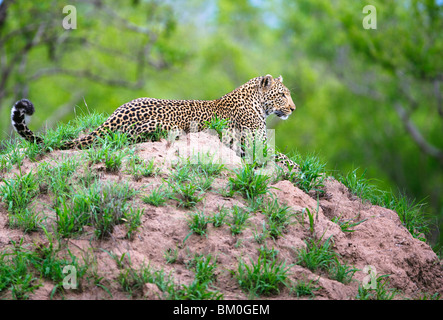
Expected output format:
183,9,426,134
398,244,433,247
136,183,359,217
11,99,43,144
11,74,298,168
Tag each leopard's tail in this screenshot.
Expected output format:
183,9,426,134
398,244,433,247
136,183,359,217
12,99,124,150
61,130,98,149
11,99,43,144
11,98,101,149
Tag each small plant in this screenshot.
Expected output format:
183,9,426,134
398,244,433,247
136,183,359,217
186,254,218,284
164,248,179,264
0,239,40,299
328,257,358,284
189,153,225,177
253,222,269,244
42,121,82,151
0,153,12,172
262,198,294,239
338,168,379,202
228,162,272,201
167,161,207,208
0,234,87,299
38,158,79,200
281,153,326,194
211,206,229,228
233,248,292,296
175,280,223,300
128,157,156,180
380,192,429,241
72,110,108,133
356,274,398,300
87,144,109,164
257,244,280,261
103,149,125,172
168,155,223,195
88,182,136,239
339,168,430,241
77,169,100,188
142,184,172,207
193,173,215,192
295,155,326,194
176,253,223,300
203,114,230,140
170,181,204,208
104,250,130,270
124,208,144,239
117,254,222,300
296,235,337,273
245,193,266,212
87,134,128,171
30,230,88,298
415,292,441,300
59,181,137,239
8,208,42,233
290,278,321,298
187,210,211,236
229,205,250,235
240,132,273,167
23,140,46,162
301,207,316,235
100,130,132,150
331,214,367,233
169,163,193,184
54,194,91,238
1,140,25,167
118,260,174,298
1,170,39,214
79,248,113,298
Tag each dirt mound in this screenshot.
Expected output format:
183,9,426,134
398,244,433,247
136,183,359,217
272,179,442,299
0,131,442,300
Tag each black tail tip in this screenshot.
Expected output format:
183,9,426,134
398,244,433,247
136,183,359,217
13,99,35,115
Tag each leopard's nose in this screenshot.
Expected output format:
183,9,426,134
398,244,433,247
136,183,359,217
290,104,296,112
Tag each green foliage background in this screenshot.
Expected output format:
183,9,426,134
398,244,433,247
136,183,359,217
0,0,442,248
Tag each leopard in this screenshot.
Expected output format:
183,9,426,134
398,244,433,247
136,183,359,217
11,74,298,169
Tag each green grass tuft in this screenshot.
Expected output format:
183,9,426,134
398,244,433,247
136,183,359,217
142,184,172,207
261,198,295,239
203,114,230,140
356,274,398,300
187,210,211,236
1,170,39,215
233,247,292,297
229,205,250,235
338,168,431,241
296,236,337,273
228,161,272,201
281,152,326,194
290,278,321,298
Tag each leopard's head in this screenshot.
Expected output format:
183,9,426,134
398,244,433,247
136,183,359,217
259,74,296,120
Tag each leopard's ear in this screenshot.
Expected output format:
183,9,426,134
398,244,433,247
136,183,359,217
276,75,283,82
260,74,274,89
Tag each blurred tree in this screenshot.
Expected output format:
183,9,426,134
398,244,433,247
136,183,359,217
0,0,186,133
274,0,443,246
338,0,443,164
